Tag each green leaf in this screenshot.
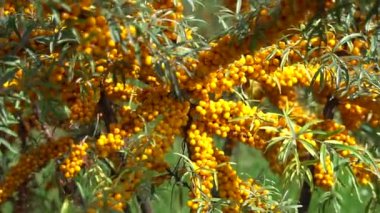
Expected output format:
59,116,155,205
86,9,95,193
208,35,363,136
323,140,344,145
281,138,294,163
283,109,296,138
145,114,164,134
265,136,287,152
320,143,327,166
75,181,86,202
298,139,318,158
333,33,364,52
173,152,194,169
125,78,150,89
60,199,70,213
297,119,322,135
309,65,324,93
0,137,17,153
184,0,196,11
347,166,363,203
265,47,278,61
236,0,242,14
0,126,17,137
305,168,314,188
280,48,290,70
109,20,121,43
0,68,17,86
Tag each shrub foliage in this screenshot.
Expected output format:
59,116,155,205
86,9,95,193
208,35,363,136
0,0,379,212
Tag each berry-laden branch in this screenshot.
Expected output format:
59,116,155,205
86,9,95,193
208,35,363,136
0,0,379,212
0,137,73,203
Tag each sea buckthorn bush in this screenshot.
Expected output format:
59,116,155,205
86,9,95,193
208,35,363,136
0,0,379,212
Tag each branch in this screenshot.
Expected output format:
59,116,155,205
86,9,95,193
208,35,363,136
222,138,237,156
136,195,153,213
97,85,116,132
299,181,312,213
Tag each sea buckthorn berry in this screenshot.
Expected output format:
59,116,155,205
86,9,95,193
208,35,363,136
314,156,335,190
60,142,88,178
0,137,72,203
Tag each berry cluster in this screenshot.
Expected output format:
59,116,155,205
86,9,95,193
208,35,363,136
152,0,184,41
214,148,277,212
186,122,216,211
194,99,278,149
314,156,335,190
60,142,89,178
1,0,380,212
96,126,127,158
351,161,374,185
0,137,72,203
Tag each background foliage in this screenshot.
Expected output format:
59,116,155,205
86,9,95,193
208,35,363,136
0,0,379,212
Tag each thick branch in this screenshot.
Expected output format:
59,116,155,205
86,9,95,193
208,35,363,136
136,195,153,213
299,181,312,213
98,85,116,131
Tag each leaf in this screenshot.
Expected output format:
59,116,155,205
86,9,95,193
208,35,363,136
320,143,327,166
125,78,150,89
323,140,344,145
273,75,282,94
47,188,60,203
70,28,81,43
0,126,18,137
109,20,121,43
281,138,294,163
333,144,378,170
297,119,322,135
283,109,296,137
299,139,318,158
347,167,363,203
280,48,290,70
0,138,17,153
173,152,194,169
60,199,70,213
236,0,242,14
0,67,17,86
305,168,314,188
145,114,164,134
265,136,287,152
365,196,377,213
229,115,252,122
313,66,326,93
318,127,344,139
168,66,182,98
25,48,41,64
333,33,364,52
265,47,278,61
318,191,332,205
75,181,86,202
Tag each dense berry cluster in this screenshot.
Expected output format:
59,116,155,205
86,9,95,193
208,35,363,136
214,148,277,212
92,171,144,212
314,156,335,190
104,78,138,101
194,99,278,149
351,161,374,185
60,142,89,178
0,137,73,203
120,91,190,170
318,120,356,157
186,122,216,211
1,0,379,212
152,0,184,41
96,126,126,158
